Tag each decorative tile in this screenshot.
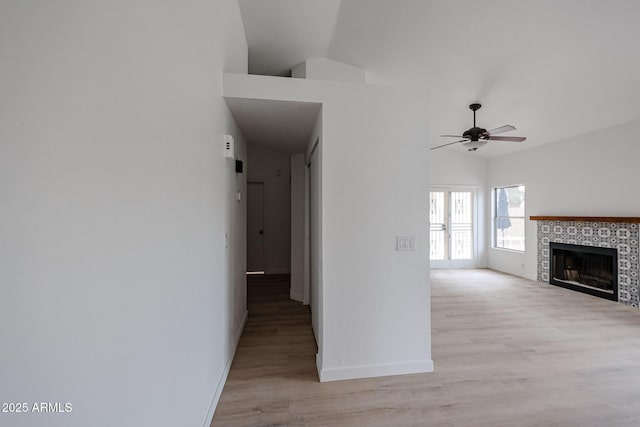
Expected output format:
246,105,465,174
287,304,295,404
536,220,640,309
620,289,631,302
616,228,630,239
598,228,611,238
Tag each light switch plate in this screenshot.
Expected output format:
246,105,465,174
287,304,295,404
396,236,416,251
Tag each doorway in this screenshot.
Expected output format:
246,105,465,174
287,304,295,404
247,182,265,273
430,188,476,268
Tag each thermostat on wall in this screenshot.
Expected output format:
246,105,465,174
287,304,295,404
224,134,235,159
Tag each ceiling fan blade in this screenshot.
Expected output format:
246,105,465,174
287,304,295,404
430,139,467,150
440,134,464,138
487,125,516,135
488,136,526,142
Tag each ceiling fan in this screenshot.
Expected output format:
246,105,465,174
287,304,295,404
432,103,526,151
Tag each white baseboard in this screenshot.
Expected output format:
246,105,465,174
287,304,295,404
318,359,434,382
202,310,248,427
290,291,304,302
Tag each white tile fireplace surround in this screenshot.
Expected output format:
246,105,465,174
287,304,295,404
532,216,640,308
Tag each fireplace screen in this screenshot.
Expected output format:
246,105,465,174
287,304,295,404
549,242,618,301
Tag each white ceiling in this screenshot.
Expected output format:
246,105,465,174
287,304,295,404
237,0,640,158
225,97,321,154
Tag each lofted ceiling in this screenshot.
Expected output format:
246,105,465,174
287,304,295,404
237,0,640,158
238,0,342,76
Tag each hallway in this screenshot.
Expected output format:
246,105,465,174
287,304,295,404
212,275,318,425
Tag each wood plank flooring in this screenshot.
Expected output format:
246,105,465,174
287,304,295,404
212,270,640,426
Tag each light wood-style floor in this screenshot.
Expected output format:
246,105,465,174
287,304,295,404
212,270,640,426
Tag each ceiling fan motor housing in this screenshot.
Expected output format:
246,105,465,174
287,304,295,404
462,127,489,141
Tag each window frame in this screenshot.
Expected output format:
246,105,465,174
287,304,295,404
493,184,526,252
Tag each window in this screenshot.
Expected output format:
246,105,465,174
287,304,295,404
494,185,525,251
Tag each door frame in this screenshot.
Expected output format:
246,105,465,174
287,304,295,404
306,137,320,346
430,186,478,269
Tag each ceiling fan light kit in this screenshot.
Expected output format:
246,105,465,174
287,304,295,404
432,103,527,152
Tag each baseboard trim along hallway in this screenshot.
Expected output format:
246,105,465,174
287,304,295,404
318,359,435,382
202,310,248,427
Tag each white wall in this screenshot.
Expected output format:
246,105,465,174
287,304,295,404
430,149,489,267
0,1,248,426
224,74,432,382
292,58,365,83
290,153,306,302
247,145,291,274
488,119,640,280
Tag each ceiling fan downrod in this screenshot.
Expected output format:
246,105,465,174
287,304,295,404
469,103,481,127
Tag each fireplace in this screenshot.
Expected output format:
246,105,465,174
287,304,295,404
534,217,639,307
549,242,618,301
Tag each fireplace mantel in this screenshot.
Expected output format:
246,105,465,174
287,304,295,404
530,216,640,223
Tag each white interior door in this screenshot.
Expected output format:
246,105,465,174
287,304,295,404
247,182,265,272
430,188,476,268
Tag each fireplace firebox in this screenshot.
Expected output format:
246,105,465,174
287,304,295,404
549,242,618,301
